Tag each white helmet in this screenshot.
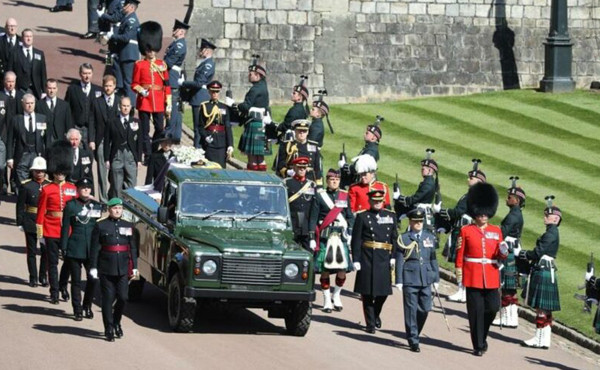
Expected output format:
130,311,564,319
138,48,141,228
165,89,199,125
30,157,47,171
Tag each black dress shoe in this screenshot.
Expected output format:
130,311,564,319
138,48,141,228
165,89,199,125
114,324,123,338
375,317,382,329
81,32,97,39
83,306,94,319
50,296,59,305
29,279,38,287
410,344,420,353
40,279,49,287
482,342,488,353
60,287,70,301
473,350,483,357
105,327,115,342
366,327,376,334
74,312,83,321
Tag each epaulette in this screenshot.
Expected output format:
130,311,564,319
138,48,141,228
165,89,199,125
21,179,32,185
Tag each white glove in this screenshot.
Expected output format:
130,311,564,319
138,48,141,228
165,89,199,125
499,241,509,256
226,146,234,156
309,240,317,251
18,226,24,232
513,243,521,256
393,189,400,200
263,112,272,125
286,169,295,177
432,282,440,291
353,262,361,271
97,8,105,17
105,30,113,39
390,258,396,267
90,268,98,279
140,89,149,97
436,227,447,234
345,235,352,245
395,284,403,291
224,96,235,107
337,158,346,168
132,269,139,278
39,237,45,245
432,201,442,213
177,76,185,86
586,268,594,282
505,236,517,250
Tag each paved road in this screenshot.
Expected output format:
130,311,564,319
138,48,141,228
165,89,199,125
0,1,599,368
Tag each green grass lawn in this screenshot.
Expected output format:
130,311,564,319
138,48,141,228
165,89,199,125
184,89,600,340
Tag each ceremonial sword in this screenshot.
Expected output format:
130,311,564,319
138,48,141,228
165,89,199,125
433,283,451,331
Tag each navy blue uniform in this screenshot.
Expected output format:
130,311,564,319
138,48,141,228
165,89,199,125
163,37,186,141
181,57,214,148
112,12,139,103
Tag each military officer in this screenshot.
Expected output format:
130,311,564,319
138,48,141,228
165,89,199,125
60,178,103,321
443,159,486,303
276,76,309,141
16,157,50,287
275,119,321,184
68,128,95,191
308,96,328,148
492,176,525,328
284,157,316,251
90,197,138,341
36,141,77,304
308,168,354,313
198,80,233,168
98,0,125,89
181,39,216,149
132,21,172,165
348,155,390,213
395,208,440,352
163,19,189,142
352,189,398,334
519,196,561,349
339,117,382,189
455,183,508,356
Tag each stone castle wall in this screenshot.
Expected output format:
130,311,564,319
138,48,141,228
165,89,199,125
186,0,600,103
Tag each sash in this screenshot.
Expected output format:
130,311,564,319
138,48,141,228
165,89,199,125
315,190,348,250
288,181,313,203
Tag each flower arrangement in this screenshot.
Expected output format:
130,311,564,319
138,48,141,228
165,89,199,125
172,145,206,166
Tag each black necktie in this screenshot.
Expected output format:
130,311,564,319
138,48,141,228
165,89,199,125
26,49,31,62
123,117,128,129
28,116,33,132
107,96,112,107
50,99,55,111
415,234,420,242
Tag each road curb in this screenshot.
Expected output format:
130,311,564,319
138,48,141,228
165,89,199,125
438,266,600,354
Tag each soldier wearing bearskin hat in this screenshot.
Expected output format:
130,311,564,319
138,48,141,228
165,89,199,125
492,176,525,328
518,196,562,349
36,140,77,304
132,21,172,165
455,182,508,356
308,168,354,313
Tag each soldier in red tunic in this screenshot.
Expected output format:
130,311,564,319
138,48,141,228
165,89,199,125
131,21,172,165
348,154,390,214
36,140,77,304
455,182,508,356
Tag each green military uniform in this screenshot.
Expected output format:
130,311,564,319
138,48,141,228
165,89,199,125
500,206,523,291
60,193,103,319
440,194,468,262
277,102,307,140
308,117,324,148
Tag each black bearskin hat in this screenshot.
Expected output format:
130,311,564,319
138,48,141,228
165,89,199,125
47,139,73,177
467,182,498,218
138,21,163,55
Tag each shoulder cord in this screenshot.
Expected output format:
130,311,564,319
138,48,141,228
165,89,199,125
202,103,221,128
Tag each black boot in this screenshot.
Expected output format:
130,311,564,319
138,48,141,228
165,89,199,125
60,287,70,301
74,311,83,321
50,295,59,305
83,305,94,319
105,326,115,342
114,324,123,338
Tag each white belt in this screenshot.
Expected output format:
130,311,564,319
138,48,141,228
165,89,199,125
540,255,556,283
171,65,182,73
416,203,432,209
464,257,498,264
129,39,138,45
540,255,554,262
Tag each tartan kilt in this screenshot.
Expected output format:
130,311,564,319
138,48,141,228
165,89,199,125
446,227,460,263
526,266,560,311
314,241,353,274
500,251,519,290
594,306,600,334
238,121,271,155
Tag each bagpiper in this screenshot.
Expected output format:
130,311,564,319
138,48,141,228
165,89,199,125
308,90,329,148
352,189,398,334
348,154,390,213
284,157,316,251
444,159,486,303
492,176,525,328
276,75,309,142
518,196,561,349
308,168,354,313
455,183,508,356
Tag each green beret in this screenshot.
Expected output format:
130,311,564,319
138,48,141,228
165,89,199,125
107,198,123,207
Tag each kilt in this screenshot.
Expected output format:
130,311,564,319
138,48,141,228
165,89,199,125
446,227,460,263
526,262,560,312
500,251,518,291
238,120,271,156
314,240,353,274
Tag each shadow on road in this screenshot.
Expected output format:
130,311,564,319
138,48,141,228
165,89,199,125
33,323,104,339
2,0,51,10
524,356,580,370
57,47,104,62
420,335,473,354
0,289,48,301
488,328,524,345
3,303,71,319
0,216,16,226
312,313,363,331
0,274,27,285
35,26,82,38
334,330,405,348
441,305,468,320
0,245,25,254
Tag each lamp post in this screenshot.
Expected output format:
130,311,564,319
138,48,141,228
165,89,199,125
539,0,575,92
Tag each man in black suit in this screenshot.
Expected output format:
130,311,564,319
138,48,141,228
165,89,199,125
35,78,73,146
7,29,47,100
90,74,120,204
0,18,20,82
67,128,94,187
6,94,47,186
144,132,174,185
65,63,102,147
0,71,24,193
104,96,141,198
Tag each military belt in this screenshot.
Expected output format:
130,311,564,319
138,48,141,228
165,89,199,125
26,206,38,214
464,257,497,264
47,211,63,218
102,244,130,252
129,39,138,45
141,84,164,91
207,124,225,132
171,65,182,73
363,241,392,251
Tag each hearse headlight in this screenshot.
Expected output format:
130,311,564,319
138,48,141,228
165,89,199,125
202,260,218,275
284,263,299,278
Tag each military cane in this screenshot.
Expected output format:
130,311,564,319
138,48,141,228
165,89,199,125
433,283,451,331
